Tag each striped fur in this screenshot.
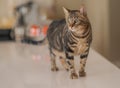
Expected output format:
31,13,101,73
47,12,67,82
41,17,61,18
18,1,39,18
47,7,92,79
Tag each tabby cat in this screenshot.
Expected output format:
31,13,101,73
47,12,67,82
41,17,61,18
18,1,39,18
46,6,92,79
25,6,92,79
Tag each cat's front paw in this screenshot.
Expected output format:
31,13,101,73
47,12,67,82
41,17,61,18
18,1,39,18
79,71,86,77
51,67,59,71
70,73,78,79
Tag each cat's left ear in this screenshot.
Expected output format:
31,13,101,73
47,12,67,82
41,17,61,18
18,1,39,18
79,6,87,16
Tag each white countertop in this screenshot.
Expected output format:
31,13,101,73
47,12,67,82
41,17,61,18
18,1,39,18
0,42,120,88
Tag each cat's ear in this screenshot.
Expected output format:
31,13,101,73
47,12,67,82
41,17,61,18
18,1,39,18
79,6,87,16
63,7,70,17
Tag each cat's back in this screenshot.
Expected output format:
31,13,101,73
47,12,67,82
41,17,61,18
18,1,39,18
47,19,66,36
47,19,66,51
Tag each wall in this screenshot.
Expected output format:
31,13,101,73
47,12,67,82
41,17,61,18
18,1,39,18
84,0,110,58
54,0,81,19
109,0,120,67
0,0,13,17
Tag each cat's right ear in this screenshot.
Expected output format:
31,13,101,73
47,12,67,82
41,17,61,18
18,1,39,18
63,7,70,17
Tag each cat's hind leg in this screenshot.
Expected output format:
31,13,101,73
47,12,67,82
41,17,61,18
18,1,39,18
50,52,59,71
59,56,69,71
66,53,78,79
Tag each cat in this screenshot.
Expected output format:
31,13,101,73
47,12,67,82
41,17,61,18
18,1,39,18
47,7,92,79
23,6,92,79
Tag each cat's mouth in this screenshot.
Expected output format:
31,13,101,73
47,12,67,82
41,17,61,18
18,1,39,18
69,27,84,34
69,27,74,31
68,28,75,33
71,29,76,32
69,27,77,32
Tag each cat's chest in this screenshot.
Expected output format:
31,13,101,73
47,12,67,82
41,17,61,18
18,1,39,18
76,41,88,54
68,39,88,55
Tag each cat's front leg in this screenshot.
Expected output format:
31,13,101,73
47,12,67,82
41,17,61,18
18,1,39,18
66,53,78,79
79,58,87,77
79,50,89,77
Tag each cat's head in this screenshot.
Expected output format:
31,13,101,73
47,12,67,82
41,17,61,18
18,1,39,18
63,6,89,32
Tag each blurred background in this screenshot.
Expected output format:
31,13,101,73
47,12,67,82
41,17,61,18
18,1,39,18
0,0,120,68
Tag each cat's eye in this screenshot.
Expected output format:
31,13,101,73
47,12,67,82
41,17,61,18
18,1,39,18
74,20,79,25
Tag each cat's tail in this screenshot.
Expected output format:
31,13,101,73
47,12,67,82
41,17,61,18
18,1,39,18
21,37,48,45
